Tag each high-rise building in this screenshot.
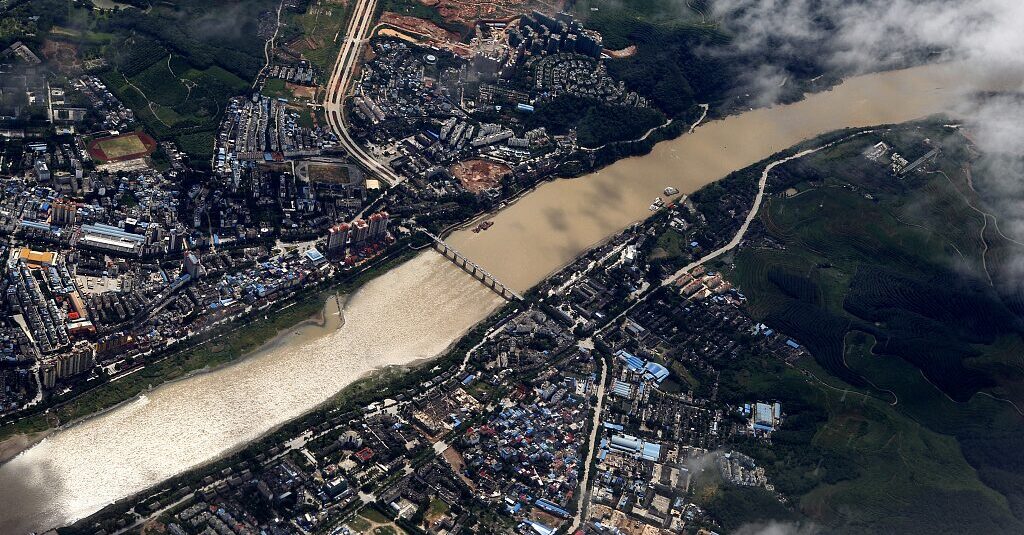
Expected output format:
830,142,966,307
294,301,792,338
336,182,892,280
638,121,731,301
368,211,389,240
50,200,77,226
169,228,184,253
184,252,205,279
352,219,369,243
39,341,94,389
34,160,50,182
56,342,93,379
40,363,56,389
327,222,350,255
577,30,603,58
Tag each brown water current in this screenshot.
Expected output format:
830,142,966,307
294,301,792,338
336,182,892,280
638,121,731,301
0,254,504,534
448,62,1023,292
0,61,1019,533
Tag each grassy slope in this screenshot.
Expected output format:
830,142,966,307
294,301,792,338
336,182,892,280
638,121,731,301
720,125,1024,532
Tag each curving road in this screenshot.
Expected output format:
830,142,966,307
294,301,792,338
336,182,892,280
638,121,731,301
569,130,878,531
323,0,404,186
660,130,876,287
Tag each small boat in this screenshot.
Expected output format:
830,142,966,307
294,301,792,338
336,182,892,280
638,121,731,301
664,186,679,196
472,220,494,233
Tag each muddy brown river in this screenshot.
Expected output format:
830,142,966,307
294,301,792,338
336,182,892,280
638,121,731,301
448,62,1022,291
0,61,1017,533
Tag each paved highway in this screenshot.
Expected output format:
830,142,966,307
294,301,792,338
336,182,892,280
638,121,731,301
323,0,404,187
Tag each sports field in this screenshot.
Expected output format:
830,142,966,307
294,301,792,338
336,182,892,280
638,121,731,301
308,162,353,184
87,132,157,162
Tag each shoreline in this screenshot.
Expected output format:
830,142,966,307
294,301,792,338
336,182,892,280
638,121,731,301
0,430,51,465
444,61,1019,292
53,273,514,534
0,293,349,469
0,243,414,463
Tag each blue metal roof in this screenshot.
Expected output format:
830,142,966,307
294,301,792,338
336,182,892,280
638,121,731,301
643,361,670,383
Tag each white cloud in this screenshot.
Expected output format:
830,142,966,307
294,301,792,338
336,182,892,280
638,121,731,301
713,0,1024,72
733,520,821,535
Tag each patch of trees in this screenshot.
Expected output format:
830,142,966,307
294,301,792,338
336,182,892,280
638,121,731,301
602,25,731,116
101,1,273,81
717,355,861,500
702,485,800,532
528,95,666,148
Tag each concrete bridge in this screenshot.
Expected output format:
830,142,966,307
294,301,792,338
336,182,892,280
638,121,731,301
421,231,523,301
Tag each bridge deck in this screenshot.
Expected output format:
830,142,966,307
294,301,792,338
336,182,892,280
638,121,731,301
422,231,523,301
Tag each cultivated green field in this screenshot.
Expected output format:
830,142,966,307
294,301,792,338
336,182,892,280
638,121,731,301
100,49,248,158
718,123,1024,532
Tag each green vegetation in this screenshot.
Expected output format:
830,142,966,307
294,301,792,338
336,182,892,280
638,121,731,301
9,0,276,80
360,507,391,524
278,1,351,74
730,127,1018,399
698,478,799,532
262,77,290,99
426,497,450,517
572,0,728,117
649,227,688,264
3,0,276,160
574,0,710,50
102,0,277,80
712,343,1023,534
92,132,148,159
528,95,666,148
98,50,248,159
570,0,831,120
718,123,1024,531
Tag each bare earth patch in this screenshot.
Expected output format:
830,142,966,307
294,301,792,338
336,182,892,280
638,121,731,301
419,0,566,27
450,158,509,193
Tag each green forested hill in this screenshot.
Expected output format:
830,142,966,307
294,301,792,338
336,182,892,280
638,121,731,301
718,123,1024,533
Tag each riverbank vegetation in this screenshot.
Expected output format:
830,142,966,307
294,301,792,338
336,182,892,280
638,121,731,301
0,242,420,446
527,95,667,148
58,291,520,535
571,0,843,122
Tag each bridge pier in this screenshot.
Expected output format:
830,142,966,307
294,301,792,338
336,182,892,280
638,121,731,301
421,231,522,301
